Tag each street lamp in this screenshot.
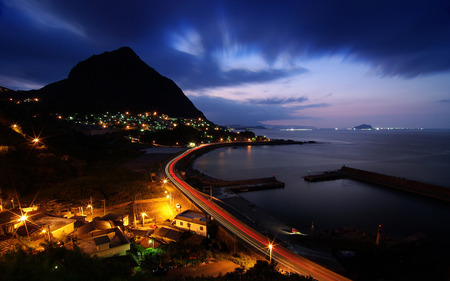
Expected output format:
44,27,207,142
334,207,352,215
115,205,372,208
42,229,50,241
87,204,93,215
268,244,273,263
148,238,154,249
101,199,106,215
141,212,147,227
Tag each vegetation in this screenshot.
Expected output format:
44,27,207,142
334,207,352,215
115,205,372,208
185,260,316,281
0,111,164,204
0,245,132,281
0,244,314,281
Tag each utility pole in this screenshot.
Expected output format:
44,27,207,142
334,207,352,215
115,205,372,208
376,224,382,247
101,199,106,215
133,201,137,226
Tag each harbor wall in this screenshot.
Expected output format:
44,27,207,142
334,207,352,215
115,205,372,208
305,166,450,202
341,166,450,202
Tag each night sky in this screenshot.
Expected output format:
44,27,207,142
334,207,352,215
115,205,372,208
1,0,450,128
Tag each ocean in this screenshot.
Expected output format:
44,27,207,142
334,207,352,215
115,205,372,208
194,129,450,239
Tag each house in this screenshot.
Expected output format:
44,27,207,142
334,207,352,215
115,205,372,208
173,210,209,236
76,227,130,258
94,235,111,252
100,213,129,228
32,214,76,240
0,209,22,235
152,226,185,243
76,219,115,239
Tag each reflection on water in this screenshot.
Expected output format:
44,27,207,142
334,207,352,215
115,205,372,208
194,129,450,239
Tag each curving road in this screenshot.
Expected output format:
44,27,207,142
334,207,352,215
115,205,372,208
165,145,351,281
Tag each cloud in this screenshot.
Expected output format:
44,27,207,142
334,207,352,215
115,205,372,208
439,99,450,103
250,97,308,105
191,96,289,125
6,0,86,37
190,94,325,126
1,0,450,104
167,25,205,56
0,74,44,90
292,103,330,111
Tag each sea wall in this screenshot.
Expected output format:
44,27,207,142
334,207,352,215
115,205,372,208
304,166,450,202
341,166,450,202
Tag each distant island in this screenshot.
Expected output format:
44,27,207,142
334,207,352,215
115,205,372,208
353,124,373,130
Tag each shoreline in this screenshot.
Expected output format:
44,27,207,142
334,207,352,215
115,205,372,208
176,140,312,192
174,141,450,279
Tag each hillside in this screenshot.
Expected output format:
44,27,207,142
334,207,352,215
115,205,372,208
3,47,205,118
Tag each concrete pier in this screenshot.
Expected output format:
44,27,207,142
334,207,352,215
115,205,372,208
304,166,450,202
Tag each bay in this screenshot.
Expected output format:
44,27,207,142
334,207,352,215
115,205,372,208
194,129,450,239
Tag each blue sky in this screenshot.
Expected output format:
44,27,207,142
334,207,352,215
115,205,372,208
1,0,449,128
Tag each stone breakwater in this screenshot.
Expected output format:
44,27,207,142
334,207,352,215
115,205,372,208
304,166,450,202
176,141,312,193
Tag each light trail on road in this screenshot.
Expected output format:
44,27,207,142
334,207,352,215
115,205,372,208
165,145,351,281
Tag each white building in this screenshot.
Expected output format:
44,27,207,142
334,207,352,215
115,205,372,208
174,210,209,236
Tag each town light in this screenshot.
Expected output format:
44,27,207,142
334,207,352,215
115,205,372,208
32,138,39,144
268,244,273,263
163,179,168,184
148,238,155,248
87,204,93,215
141,212,147,226
19,214,27,222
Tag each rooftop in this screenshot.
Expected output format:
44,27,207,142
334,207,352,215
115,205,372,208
175,210,208,223
32,214,76,231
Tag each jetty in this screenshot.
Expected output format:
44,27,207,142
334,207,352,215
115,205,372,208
191,174,285,193
174,140,310,193
210,176,284,192
304,166,450,202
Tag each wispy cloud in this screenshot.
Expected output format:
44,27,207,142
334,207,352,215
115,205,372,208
167,26,204,57
6,0,86,37
294,103,330,110
250,96,308,105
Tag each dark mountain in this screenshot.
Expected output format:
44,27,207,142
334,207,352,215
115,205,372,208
26,47,204,118
353,124,373,130
0,86,13,93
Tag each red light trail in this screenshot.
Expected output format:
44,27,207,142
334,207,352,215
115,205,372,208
166,145,351,281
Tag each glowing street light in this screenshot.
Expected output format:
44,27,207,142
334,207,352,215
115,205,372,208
19,214,27,222
148,238,154,248
32,138,39,144
141,212,147,227
268,244,273,263
88,204,93,214
163,179,168,184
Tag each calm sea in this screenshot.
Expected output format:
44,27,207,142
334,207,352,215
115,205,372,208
194,129,450,239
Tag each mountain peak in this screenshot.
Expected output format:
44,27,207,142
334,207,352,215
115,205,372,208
32,47,204,118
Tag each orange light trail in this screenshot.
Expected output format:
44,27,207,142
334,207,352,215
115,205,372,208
167,145,350,281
